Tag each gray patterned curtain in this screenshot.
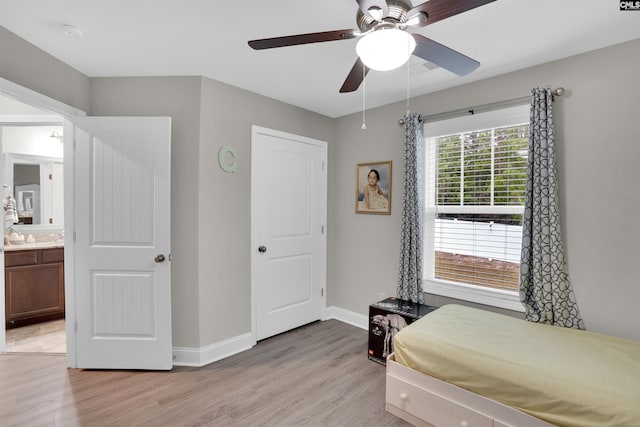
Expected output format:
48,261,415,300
397,113,425,303
520,88,584,329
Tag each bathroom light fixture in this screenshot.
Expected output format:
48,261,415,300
50,131,64,144
356,28,416,71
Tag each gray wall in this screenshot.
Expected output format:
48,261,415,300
3,24,639,348
197,77,334,345
90,77,335,348
330,39,640,341
1,24,336,349
14,164,40,187
0,26,90,113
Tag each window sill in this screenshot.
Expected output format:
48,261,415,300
423,279,524,312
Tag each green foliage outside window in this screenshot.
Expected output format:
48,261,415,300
435,124,528,216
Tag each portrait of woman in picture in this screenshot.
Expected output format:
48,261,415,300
356,161,392,215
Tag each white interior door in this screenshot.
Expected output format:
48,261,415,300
73,116,172,369
251,126,327,341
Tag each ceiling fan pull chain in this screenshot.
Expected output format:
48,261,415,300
361,64,367,130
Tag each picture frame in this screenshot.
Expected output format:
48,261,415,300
356,161,392,215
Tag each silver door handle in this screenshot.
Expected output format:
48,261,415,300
154,254,166,263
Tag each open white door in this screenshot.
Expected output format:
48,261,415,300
73,117,172,370
251,126,327,341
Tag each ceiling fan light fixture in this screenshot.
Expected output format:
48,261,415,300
356,28,416,71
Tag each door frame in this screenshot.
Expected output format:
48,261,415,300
0,78,85,366
250,125,328,343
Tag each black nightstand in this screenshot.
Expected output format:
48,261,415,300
368,297,437,365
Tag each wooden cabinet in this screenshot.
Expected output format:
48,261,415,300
4,247,64,328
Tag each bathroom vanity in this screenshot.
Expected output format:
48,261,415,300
2,124,66,329
4,244,64,328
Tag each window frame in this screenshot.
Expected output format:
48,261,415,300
422,105,530,312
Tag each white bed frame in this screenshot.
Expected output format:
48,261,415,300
385,353,555,427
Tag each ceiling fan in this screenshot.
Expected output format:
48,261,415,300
248,0,496,93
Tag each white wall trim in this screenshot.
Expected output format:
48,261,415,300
0,78,85,365
424,280,524,312
172,333,256,367
325,305,368,330
0,115,63,125
0,78,85,118
173,306,367,367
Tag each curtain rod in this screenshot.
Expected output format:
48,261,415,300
398,87,565,125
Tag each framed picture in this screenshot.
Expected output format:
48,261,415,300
356,161,392,215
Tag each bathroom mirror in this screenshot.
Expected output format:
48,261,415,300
1,124,64,228
6,154,63,226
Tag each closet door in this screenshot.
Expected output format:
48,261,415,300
251,126,327,341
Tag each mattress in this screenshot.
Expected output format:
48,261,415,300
393,304,640,427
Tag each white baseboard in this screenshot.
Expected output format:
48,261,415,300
172,332,255,367
172,305,368,367
324,305,368,330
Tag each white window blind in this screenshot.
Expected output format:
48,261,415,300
424,105,529,300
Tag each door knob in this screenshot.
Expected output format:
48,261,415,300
258,245,267,253
154,254,166,263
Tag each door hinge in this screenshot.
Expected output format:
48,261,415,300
73,231,77,242
74,321,78,333
321,288,324,297
49,173,53,180
322,160,325,171
321,225,324,235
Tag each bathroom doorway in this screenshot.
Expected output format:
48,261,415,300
1,93,66,354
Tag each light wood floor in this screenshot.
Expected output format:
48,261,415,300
5,319,66,353
0,319,410,426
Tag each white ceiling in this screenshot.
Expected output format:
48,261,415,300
1,0,639,118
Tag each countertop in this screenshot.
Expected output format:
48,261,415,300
4,241,64,252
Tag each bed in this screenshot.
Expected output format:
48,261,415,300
385,304,640,427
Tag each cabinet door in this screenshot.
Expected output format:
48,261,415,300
5,263,65,327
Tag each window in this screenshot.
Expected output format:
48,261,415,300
423,105,529,310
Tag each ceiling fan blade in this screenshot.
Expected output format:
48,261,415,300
248,29,358,50
355,0,389,19
407,0,496,28
339,58,370,93
412,34,480,76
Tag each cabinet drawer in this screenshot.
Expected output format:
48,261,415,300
4,250,39,267
386,374,492,427
42,248,64,264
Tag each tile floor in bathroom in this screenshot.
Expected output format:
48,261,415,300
5,319,66,353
